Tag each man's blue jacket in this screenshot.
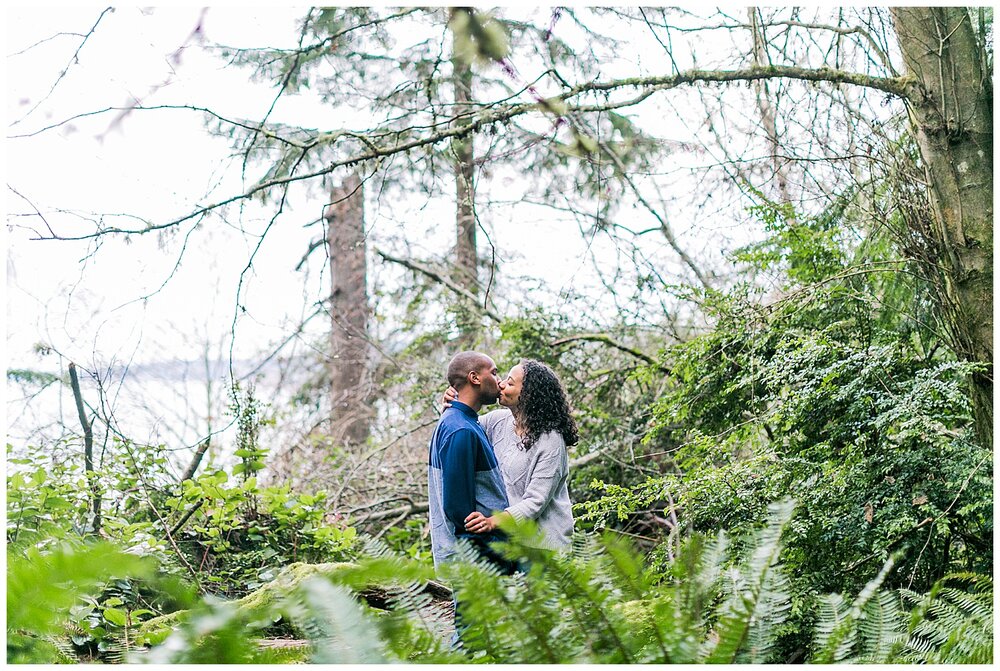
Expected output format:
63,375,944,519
427,400,509,569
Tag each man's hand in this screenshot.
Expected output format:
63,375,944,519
464,511,498,534
442,386,458,410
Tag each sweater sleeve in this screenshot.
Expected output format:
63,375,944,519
505,432,567,522
439,428,478,532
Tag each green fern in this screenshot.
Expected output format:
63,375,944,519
7,541,152,663
896,573,993,664
856,588,907,662
812,555,897,663
131,598,261,664
703,498,794,663
284,578,387,663
125,504,991,665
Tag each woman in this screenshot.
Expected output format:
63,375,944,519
445,359,577,550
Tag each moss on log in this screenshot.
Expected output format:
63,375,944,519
135,562,355,646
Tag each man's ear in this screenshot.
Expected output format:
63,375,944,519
468,370,480,386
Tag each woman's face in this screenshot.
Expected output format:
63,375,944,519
498,364,524,409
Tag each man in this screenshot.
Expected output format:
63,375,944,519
428,351,516,574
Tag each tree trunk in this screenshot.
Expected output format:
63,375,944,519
747,8,795,210
452,30,479,341
891,8,993,448
326,174,372,447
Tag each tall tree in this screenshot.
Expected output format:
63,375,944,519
325,174,372,447
450,10,479,342
891,7,993,447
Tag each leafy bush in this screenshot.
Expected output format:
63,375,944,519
7,541,154,663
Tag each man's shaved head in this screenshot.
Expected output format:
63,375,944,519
447,351,492,390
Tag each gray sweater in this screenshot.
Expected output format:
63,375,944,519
479,408,574,549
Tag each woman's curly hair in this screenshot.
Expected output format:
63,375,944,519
516,359,579,450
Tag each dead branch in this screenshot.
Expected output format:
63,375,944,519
179,438,210,482
69,362,101,533
550,333,667,371
354,501,430,524
376,248,502,323
168,500,204,538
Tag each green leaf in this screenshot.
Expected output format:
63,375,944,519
103,607,128,627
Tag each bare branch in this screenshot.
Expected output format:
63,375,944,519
10,7,114,127
354,501,429,523
375,248,502,323
550,333,667,371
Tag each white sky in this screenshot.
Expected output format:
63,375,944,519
5,6,725,371
4,5,822,447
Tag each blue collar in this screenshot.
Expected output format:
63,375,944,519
449,400,479,418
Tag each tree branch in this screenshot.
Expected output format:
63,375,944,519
28,64,912,242
354,501,429,523
168,499,204,537
375,248,501,323
69,362,101,533
179,438,210,482
550,333,667,371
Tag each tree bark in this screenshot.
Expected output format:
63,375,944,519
452,29,479,341
326,174,372,447
891,8,993,447
747,8,795,209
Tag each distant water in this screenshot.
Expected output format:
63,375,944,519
6,354,307,460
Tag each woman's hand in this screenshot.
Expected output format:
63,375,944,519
442,386,458,410
464,511,498,534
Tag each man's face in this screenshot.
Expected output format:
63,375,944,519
474,358,501,404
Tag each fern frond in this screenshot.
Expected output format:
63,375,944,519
744,560,792,663
892,572,993,664
132,598,260,664
812,592,852,662
857,589,906,662
702,498,795,664
811,555,896,663
284,577,387,664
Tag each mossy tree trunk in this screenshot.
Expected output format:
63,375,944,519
891,8,993,448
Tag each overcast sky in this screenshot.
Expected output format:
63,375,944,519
5,6,774,447
6,6,704,371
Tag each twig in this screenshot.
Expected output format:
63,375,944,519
10,7,114,127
